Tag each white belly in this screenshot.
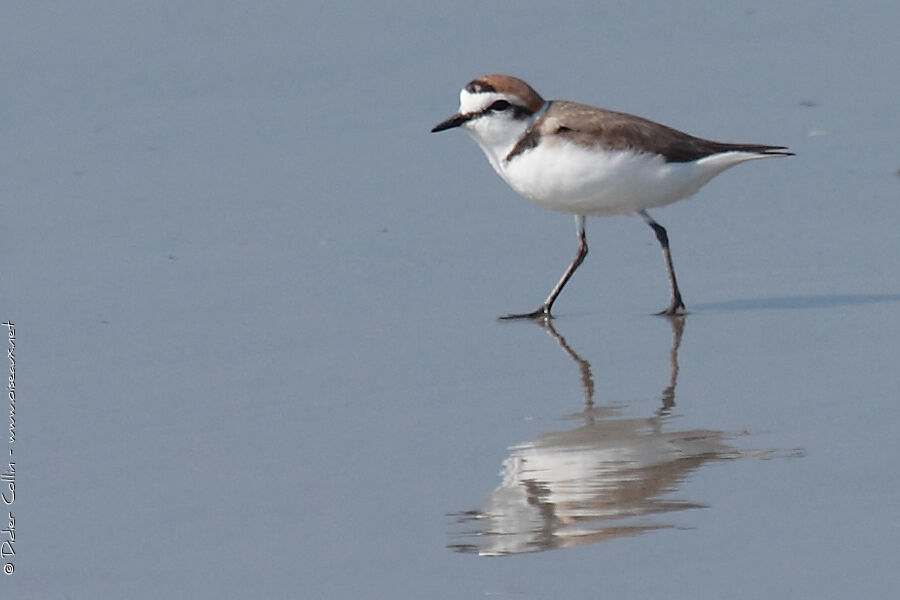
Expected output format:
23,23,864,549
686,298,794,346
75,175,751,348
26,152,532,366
496,140,768,217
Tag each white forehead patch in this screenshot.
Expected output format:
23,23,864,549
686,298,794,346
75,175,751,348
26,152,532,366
458,89,517,115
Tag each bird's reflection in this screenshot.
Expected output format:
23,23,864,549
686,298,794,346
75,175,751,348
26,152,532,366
450,317,743,556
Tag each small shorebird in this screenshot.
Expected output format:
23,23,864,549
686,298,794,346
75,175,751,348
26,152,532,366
432,74,792,319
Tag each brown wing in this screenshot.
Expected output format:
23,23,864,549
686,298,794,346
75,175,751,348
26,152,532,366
511,100,790,163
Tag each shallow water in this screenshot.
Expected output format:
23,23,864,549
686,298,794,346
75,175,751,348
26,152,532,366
2,1,899,598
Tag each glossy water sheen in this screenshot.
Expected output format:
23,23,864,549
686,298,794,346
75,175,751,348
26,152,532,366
1,2,898,599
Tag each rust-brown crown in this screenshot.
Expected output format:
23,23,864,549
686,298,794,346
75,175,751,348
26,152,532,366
464,74,545,113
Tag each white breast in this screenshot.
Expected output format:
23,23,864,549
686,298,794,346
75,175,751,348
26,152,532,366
497,140,770,217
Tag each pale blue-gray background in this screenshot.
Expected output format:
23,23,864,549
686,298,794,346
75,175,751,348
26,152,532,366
2,1,899,598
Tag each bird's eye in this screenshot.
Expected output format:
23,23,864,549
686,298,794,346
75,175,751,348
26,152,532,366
490,100,511,112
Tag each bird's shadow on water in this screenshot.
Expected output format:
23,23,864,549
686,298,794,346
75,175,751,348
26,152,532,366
448,316,795,557
691,293,900,312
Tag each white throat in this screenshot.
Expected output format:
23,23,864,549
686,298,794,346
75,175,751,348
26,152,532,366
458,89,546,177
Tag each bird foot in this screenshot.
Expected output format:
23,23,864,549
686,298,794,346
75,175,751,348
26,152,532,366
656,302,687,317
499,306,552,321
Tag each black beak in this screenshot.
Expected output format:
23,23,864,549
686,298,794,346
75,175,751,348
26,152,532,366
431,113,470,133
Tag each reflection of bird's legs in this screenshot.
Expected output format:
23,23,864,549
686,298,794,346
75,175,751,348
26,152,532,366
659,315,685,415
539,318,595,408
534,313,684,414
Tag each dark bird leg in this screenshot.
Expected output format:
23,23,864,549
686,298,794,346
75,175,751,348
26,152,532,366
501,215,588,320
639,210,686,316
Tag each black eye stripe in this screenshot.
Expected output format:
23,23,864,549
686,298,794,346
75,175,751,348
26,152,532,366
476,99,530,120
